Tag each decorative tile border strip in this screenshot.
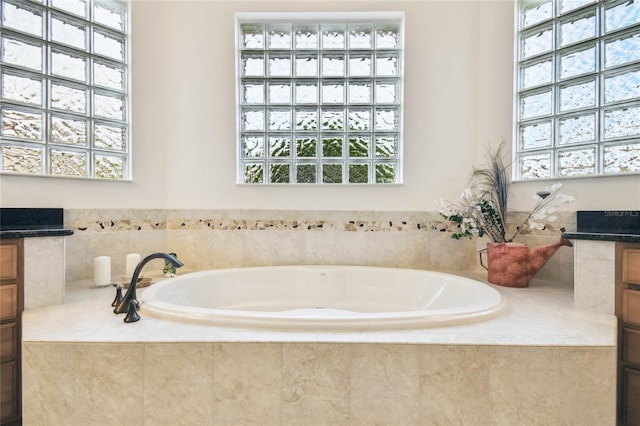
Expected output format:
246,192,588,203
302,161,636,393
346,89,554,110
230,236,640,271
67,217,452,233
167,218,445,232
170,218,334,231
65,209,575,236
69,219,166,233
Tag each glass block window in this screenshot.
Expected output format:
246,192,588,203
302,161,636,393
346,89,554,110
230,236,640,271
515,0,640,179
0,0,129,179
236,12,404,184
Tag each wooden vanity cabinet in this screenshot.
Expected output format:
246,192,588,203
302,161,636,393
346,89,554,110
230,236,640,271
617,244,640,425
0,240,22,425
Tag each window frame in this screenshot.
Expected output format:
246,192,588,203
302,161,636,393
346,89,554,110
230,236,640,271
0,0,131,180
513,0,640,181
235,11,405,185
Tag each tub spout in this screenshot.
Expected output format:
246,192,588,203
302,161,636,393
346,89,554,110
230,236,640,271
114,253,183,318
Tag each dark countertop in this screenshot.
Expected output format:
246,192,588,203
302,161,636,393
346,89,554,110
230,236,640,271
0,208,74,239
562,231,640,243
0,228,74,239
563,210,640,243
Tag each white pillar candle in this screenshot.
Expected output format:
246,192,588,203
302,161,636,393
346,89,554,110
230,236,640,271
125,253,141,279
94,256,111,286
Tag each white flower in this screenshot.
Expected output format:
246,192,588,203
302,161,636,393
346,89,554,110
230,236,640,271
437,143,573,243
532,211,547,220
555,193,575,204
529,221,545,230
549,182,563,192
438,198,454,216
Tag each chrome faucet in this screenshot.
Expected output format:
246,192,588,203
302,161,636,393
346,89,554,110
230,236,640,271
113,252,183,321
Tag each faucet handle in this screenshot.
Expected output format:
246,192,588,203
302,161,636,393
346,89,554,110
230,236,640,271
111,284,123,307
123,299,140,323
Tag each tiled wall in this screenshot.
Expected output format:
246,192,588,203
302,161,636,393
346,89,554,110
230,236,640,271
24,236,65,308
22,341,615,425
64,209,576,285
574,240,617,314
65,209,167,283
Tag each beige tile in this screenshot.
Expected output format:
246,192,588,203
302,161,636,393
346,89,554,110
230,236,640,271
71,343,145,424
282,343,350,425
488,346,561,425
429,231,476,271
24,251,65,309
66,233,89,281
22,343,77,423
23,398,75,425
576,240,616,262
358,232,427,268
350,344,420,425
24,235,64,257
303,231,365,266
132,230,169,264
575,258,616,314
553,242,575,285
558,347,617,425
396,232,431,270
144,343,215,425
24,237,66,308
419,345,492,425
244,230,307,266
22,339,615,425
166,229,211,270
212,343,282,426
24,342,145,425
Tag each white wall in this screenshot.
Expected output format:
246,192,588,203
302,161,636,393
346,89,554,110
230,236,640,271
0,1,171,208
474,1,640,212
1,0,638,211
161,0,482,211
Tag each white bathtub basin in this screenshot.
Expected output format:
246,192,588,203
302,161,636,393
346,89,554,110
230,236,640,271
140,265,507,330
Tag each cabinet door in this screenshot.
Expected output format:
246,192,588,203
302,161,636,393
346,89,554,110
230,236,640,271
0,285,17,322
624,249,640,285
623,367,640,426
0,323,17,362
0,361,18,422
623,289,640,326
0,245,17,281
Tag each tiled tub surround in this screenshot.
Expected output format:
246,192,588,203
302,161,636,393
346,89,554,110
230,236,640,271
22,275,615,425
64,209,576,285
26,209,594,425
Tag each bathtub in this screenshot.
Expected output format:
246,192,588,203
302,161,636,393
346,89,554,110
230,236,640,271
139,265,507,330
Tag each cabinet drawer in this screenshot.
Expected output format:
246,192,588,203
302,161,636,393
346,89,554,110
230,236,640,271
622,367,640,426
0,285,17,322
624,249,640,285
624,328,640,367
0,323,17,362
623,289,640,326
0,361,18,422
0,245,17,281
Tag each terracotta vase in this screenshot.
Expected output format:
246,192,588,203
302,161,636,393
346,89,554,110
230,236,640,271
480,237,573,288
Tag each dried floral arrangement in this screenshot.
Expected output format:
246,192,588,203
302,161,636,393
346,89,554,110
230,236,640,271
439,143,574,243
